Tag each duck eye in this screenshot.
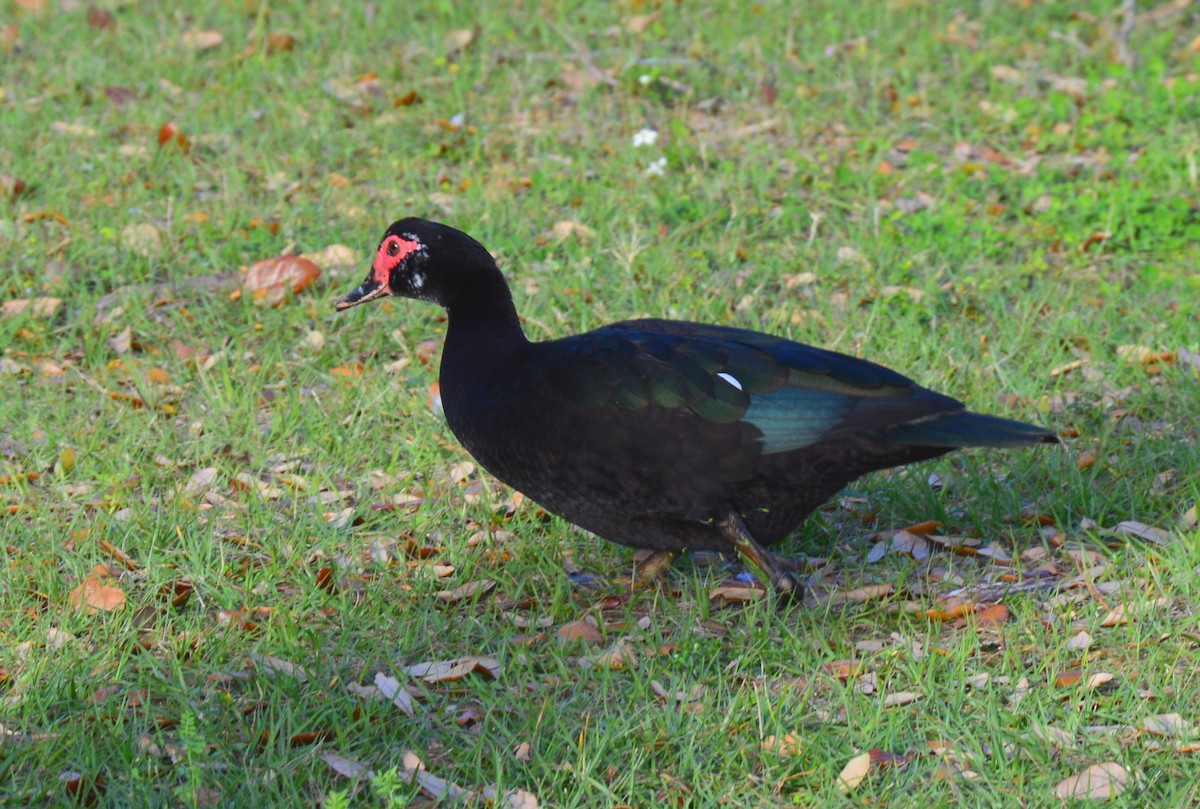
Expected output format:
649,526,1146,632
386,241,400,257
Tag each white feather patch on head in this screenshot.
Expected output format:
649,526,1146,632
717,372,743,391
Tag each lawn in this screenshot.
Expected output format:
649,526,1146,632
2,1,1200,806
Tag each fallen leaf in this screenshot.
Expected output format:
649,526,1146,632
494,787,539,808
1066,630,1094,651
975,604,1009,627
2,297,62,318
0,173,28,200
1100,597,1170,627
373,672,417,715
1141,713,1188,737
121,223,163,257
881,691,923,708
321,751,372,779
579,638,637,671
404,656,500,683
398,751,471,803
242,255,321,306
709,584,764,602
86,6,113,29
962,672,989,689
435,579,496,604
833,583,893,603
1007,676,1032,705
1109,520,1170,545
836,751,872,793
182,30,223,51
891,529,930,560
556,618,603,645
761,733,802,756
69,575,125,614
266,32,295,53
1053,762,1127,800
546,220,596,241
183,467,218,496
868,748,915,769
822,659,863,680
1056,669,1083,687
1078,230,1111,252
444,28,474,54
1116,344,1158,364
50,121,97,138
1030,724,1077,748
157,121,189,152
990,64,1023,83
108,327,133,354
248,653,311,683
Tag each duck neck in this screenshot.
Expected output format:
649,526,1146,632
443,279,528,361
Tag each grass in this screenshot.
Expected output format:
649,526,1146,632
2,0,1200,805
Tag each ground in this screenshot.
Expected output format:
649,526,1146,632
2,1,1199,806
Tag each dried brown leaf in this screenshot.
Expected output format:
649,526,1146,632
404,656,500,683
444,28,475,53
761,733,802,756
975,604,1009,627
1066,630,1094,651
121,223,163,257
321,751,372,779
579,638,637,671
1141,713,1188,737
69,576,125,614
183,467,218,496
546,220,596,242
1100,597,1170,627
0,173,28,200
373,672,417,715
243,255,321,306
556,618,603,645
836,751,872,793
1109,520,1170,545
181,30,224,51
1053,762,1127,800
436,578,496,604
2,297,62,318
892,529,930,560
248,653,311,683
709,584,764,602
833,583,893,604
1030,724,1077,748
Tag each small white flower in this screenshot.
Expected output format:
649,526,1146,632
631,128,658,148
645,157,667,176
638,74,652,86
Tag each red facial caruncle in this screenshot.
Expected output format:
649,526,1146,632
372,234,422,286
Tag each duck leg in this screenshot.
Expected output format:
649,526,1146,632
632,550,679,588
715,509,802,599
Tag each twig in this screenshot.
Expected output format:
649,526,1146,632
1115,0,1137,67
546,20,619,88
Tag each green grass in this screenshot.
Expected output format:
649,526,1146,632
3,0,1200,806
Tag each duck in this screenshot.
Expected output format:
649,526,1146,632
336,218,1057,597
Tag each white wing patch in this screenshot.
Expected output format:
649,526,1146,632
717,371,743,391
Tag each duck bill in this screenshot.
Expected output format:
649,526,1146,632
335,278,391,311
